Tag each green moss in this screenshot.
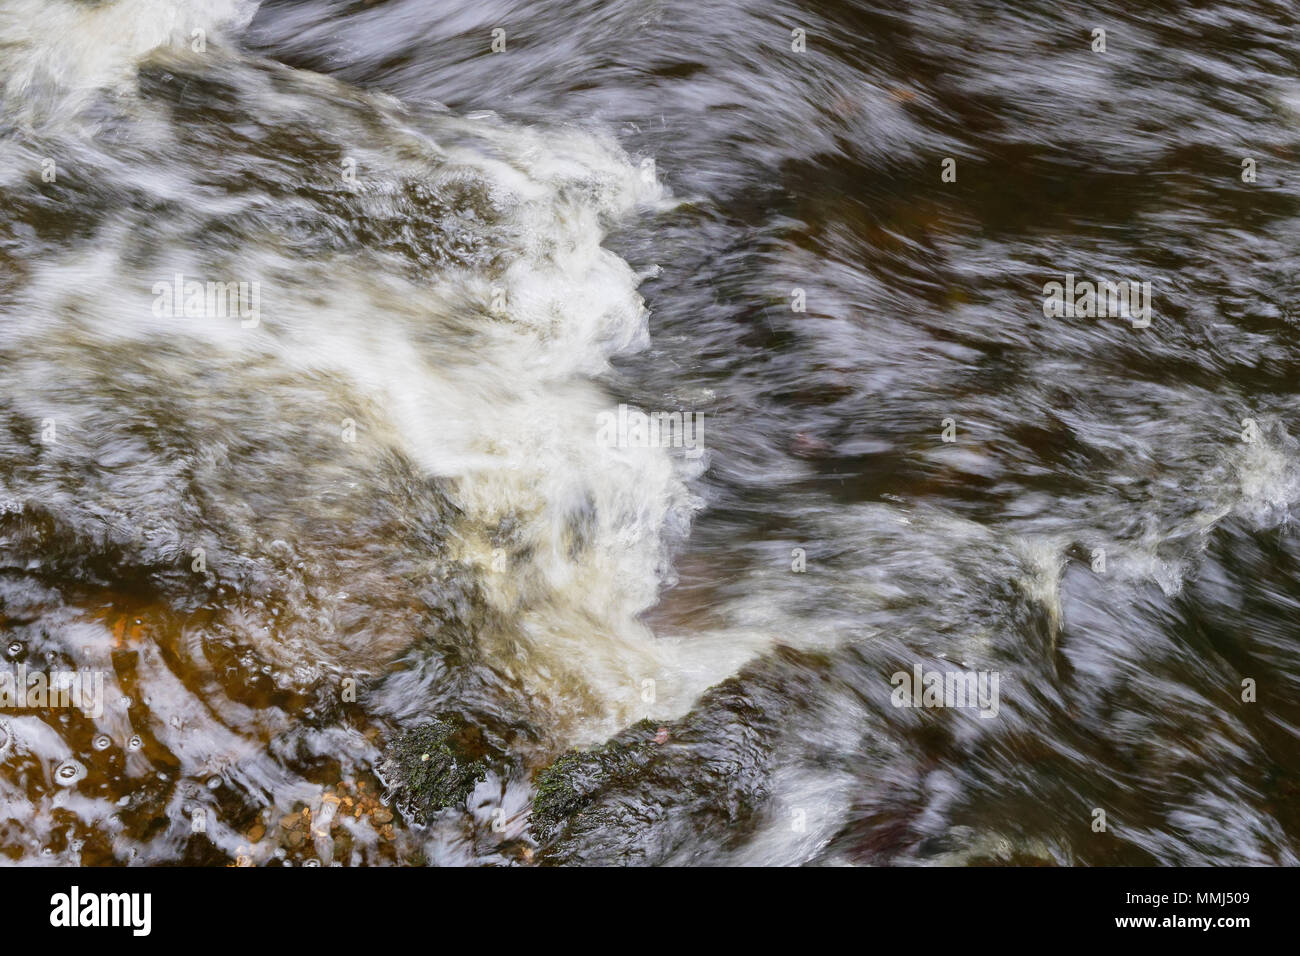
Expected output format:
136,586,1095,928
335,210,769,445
530,718,659,843
527,647,836,864
383,717,489,823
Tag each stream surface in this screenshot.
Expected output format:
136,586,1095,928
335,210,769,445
1,0,1298,865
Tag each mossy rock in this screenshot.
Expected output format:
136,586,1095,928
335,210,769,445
531,718,660,843
528,648,837,864
381,716,490,824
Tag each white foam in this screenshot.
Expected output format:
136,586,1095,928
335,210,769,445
0,0,259,122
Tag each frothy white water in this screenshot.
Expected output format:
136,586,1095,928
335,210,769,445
0,0,790,866
0,0,259,123
0,0,763,769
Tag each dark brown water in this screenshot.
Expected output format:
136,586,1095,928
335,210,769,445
0,0,1297,865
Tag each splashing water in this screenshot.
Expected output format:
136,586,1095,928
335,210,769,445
2,0,1299,866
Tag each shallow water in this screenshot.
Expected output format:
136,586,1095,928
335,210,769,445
0,0,1297,865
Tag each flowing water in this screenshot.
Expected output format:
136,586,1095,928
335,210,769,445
0,0,1298,866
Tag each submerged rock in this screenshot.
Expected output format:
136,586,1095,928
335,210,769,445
381,717,490,824
531,718,662,845
529,647,833,865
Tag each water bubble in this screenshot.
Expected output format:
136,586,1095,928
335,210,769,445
92,734,112,751
127,735,143,751
6,641,21,657
54,759,87,786
303,858,320,867
207,776,222,790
